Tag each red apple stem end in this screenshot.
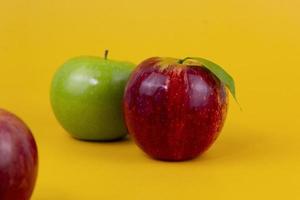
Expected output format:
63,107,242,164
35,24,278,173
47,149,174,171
178,57,189,64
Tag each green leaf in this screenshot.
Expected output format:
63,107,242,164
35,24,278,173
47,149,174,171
184,57,238,103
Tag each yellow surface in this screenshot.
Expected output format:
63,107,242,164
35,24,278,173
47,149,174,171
1,0,300,199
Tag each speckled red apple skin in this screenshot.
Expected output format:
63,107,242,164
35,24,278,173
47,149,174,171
123,57,228,161
0,109,38,200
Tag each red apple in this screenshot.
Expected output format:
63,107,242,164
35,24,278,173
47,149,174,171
124,57,235,161
0,109,38,199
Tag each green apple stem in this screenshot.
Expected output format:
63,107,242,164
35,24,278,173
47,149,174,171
104,49,109,60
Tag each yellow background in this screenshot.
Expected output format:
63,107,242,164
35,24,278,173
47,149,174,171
1,0,300,199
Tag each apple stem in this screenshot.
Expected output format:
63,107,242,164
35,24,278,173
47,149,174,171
178,57,189,64
104,49,109,60
178,59,184,64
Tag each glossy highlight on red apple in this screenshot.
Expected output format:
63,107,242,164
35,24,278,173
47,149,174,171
0,109,38,200
123,57,229,161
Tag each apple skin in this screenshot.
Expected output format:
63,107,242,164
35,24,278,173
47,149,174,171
123,57,228,161
0,109,38,200
51,56,135,141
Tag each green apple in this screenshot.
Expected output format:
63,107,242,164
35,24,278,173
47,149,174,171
50,51,134,141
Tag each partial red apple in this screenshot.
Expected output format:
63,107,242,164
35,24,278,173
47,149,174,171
123,57,236,161
0,109,38,199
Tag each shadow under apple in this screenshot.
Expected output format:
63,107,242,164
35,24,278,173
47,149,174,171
192,128,276,164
